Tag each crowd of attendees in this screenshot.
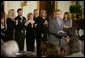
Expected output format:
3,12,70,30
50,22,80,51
1,8,84,57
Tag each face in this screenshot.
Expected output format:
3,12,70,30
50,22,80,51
10,10,15,18
12,11,15,17
64,14,68,19
29,14,33,20
42,12,46,17
18,10,23,16
55,11,62,19
34,10,39,17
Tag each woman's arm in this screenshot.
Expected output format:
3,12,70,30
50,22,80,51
64,20,72,28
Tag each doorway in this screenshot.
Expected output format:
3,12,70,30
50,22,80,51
39,1,55,17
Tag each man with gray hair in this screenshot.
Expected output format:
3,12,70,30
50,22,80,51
48,9,67,45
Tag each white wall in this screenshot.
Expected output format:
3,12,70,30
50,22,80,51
4,1,38,18
4,1,21,16
4,1,71,19
23,1,37,18
56,1,71,18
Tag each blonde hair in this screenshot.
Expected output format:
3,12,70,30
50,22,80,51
8,9,15,18
40,10,47,17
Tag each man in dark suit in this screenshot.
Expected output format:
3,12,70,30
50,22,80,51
15,8,26,51
33,9,42,57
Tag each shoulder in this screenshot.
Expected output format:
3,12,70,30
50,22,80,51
7,18,11,21
23,16,26,19
37,16,41,19
7,17,11,20
49,18,56,24
6,18,13,24
15,16,19,20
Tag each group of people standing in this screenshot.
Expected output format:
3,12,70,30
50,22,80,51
1,8,84,57
48,9,84,56
2,8,48,56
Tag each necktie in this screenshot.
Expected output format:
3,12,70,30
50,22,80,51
57,19,62,27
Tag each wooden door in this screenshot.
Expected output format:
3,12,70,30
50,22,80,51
39,1,55,16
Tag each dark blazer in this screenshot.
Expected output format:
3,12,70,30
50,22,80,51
33,16,42,56
6,18,15,40
40,17,48,41
15,15,26,51
15,15,26,31
15,15,26,40
34,16,42,35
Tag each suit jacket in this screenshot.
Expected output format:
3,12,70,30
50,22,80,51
15,15,26,31
6,18,15,33
6,18,15,40
15,15,26,40
34,16,42,35
48,18,64,45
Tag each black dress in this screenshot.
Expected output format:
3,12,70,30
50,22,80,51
25,22,35,51
6,18,15,41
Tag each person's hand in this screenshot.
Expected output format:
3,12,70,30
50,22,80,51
44,20,48,25
58,30,65,34
64,25,69,28
20,20,22,23
31,20,35,25
35,24,37,27
31,23,34,28
16,20,18,25
64,36,69,43
25,21,29,26
41,33,44,38
66,38,69,43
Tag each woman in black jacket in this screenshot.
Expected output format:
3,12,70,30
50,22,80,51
40,10,48,41
6,9,15,41
40,10,48,55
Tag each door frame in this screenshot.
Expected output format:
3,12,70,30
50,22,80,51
37,1,57,13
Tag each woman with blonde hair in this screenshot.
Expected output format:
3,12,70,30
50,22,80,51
40,10,48,40
6,9,15,41
40,10,48,55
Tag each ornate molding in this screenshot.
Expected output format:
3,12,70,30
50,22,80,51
20,1,27,8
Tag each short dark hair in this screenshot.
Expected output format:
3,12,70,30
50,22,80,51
17,8,23,13
34,9,38,12
54,9,62,13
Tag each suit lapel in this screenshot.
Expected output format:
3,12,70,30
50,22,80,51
55,18,61,30
54,18,63,30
